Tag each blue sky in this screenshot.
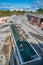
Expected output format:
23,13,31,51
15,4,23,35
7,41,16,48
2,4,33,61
0,0,43,10
0,0,34,3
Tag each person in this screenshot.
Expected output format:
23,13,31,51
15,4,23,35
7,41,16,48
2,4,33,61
20,44,23,51
41,22,43,30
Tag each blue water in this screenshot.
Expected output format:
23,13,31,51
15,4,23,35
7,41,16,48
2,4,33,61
11,25,39,63
16,41,37,62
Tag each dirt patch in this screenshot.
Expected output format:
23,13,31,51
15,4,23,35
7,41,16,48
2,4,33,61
2,36,13,65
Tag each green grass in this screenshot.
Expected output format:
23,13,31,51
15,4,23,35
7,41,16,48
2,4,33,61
0,9,43,17
0,10,25,17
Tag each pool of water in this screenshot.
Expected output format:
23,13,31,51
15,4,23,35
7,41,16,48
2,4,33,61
16,41,38,63
16,41,38,62
11,25,41,64
11,25,20,41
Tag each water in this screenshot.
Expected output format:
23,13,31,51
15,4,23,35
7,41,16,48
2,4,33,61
11,25,39,63
16,41,38,62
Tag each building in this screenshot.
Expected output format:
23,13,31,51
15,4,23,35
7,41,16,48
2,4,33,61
26,13,43,29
